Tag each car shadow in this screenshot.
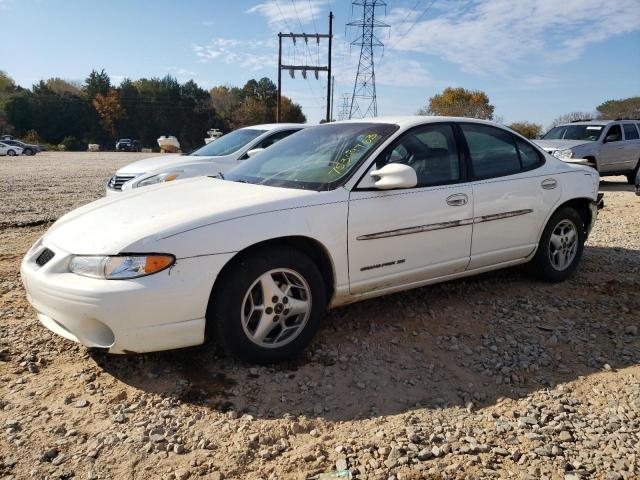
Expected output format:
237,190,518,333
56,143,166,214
91,245,640,422
599,178,635,192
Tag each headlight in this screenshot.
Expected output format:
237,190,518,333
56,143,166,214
69,254,175,279
136,171,183,188
554,149,574,160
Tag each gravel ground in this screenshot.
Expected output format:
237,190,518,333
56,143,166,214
1,152,639,480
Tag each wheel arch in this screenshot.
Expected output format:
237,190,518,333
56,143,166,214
209,235,336,307
539,197,595,244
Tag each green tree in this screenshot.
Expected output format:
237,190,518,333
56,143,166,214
508,121,543,139
0,70,17,133
280,96,306,123
419,87,494,119
596,97,640,119
210,85,243,129
84,69,111,99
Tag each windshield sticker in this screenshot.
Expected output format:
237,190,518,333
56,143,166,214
586,126,603,130
329,133,380,176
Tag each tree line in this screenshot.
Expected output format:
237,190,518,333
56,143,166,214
418,86,640,139
2,68,638,148
0,70,305,151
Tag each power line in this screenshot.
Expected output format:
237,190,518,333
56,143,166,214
290,0,306,32
308,0,318,32
386,0,436,52
274,0,294,31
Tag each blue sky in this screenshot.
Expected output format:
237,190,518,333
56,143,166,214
1,0,639,127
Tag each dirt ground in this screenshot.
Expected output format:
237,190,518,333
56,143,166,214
0,152,639,480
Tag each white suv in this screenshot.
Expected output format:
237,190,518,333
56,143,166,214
106,123,305,194
535,120,640,184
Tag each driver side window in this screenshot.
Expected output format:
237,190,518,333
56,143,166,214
377,124,461,187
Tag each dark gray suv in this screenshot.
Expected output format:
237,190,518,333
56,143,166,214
535,120,640,184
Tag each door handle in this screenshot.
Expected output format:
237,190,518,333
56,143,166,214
541,178,557,190
446,193,468,206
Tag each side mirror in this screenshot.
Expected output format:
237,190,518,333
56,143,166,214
604,134,619,143
370,163,417,190
245,148,265,158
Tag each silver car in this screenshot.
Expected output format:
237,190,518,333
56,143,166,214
106,124,305,194
535,120,640,184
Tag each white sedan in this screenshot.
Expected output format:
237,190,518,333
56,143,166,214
22,116,601,362
0,142,23,156
106,123,305,194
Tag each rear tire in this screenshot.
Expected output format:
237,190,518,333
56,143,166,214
529,207,585,282
627,160,639,185
207,246,326,363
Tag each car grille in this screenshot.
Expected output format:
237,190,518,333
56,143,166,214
108,174,137,190
35,248,55,267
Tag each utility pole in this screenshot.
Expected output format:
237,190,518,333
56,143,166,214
277,11,333,123
348,0,389,119
330,75,335,122
326,12,333,123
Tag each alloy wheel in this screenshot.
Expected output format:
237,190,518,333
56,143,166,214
241,268,312,349
548,219,578,271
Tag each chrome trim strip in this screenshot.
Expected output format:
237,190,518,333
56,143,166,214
356,209,534,240
473,209,533,223
356,218,473,240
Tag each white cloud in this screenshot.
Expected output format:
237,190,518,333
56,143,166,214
385,0,640,75
247,0,325,31
192,38,277,72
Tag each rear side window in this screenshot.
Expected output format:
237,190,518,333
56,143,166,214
460,124,521,178
623,124,639,140
515,138,544,169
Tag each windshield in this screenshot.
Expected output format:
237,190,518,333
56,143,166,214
543,125,604,142
225,122,397,190
191,128,265,157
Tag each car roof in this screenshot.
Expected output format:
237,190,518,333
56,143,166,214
555,119,639,127
329,115,507,129
238,123,308,131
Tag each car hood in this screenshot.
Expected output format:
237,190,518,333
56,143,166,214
533,139,591,151
116,153,235,175
46,177,321,255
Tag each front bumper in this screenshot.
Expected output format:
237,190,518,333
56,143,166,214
20,239,234,353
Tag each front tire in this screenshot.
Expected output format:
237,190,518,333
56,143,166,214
23,148,35,156
7,149,16,156
530,207,585,282
208,246,327,363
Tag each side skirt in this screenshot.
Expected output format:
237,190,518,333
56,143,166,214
329,255,535,308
